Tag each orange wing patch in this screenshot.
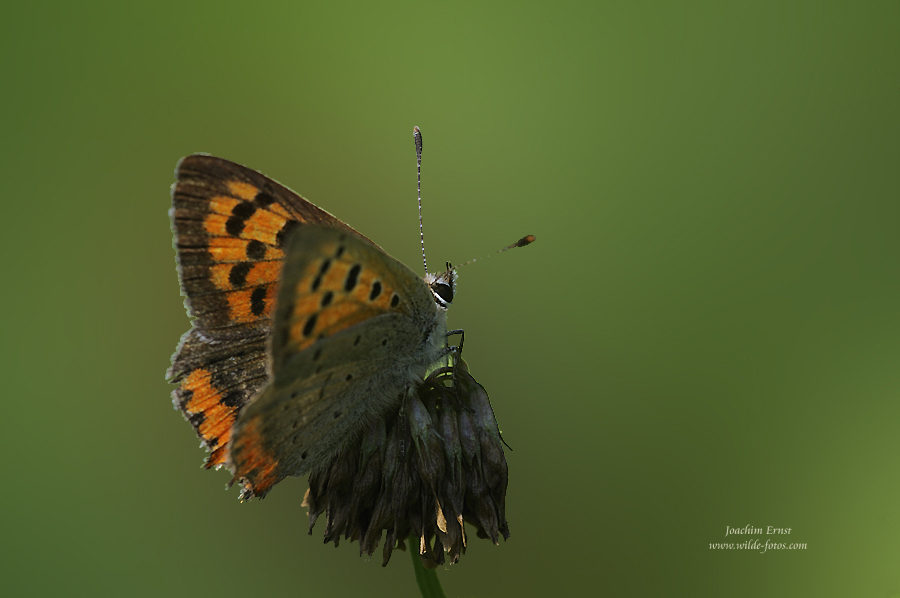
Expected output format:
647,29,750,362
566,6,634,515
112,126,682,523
240,210,289,245
280,250,407,354
229,416,284,499
352,267,394,309
226,180,258,200
208,195,241,215
225,283,277,323
180,368,239,469
242,262,281,286
199,190,291,247
206,238,266,262
202,209,289,246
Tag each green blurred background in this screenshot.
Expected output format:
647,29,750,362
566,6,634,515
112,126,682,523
2,2,898,596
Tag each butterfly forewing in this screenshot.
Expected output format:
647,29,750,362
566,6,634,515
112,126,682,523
168,155,377,468
170,154,377,337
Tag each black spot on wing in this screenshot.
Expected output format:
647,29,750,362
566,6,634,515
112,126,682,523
222,390,244,408
226,201,257,237
232,201,257,220
246,239,266,260
250,286,267,316
303,314,318,337
369,280,382,301
254,190,275,207
312,259,331,292
229,262,252,288
344,264,361,292
276,220,299,248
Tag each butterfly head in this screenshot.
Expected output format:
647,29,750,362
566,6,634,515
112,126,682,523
424,263,457,310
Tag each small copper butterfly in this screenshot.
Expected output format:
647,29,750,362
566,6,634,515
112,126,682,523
168,128,534,499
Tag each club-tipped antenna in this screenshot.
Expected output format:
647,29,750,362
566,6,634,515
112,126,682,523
452,235,536,270
414,126,428,274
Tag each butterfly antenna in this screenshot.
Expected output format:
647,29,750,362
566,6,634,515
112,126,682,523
414,126,428,274
453,235,536,270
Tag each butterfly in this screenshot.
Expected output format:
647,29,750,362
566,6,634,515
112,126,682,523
167,131,500,500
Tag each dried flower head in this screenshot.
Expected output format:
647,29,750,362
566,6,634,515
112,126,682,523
302,360,510,567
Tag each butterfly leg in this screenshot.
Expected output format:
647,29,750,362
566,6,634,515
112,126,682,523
445,328,465,363
422,366,473,416
438,329,479,414
445,329,465,388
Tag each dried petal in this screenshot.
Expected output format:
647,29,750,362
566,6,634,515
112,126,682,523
303,361,510,565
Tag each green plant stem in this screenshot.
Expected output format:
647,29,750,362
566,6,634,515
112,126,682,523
409,534,447,598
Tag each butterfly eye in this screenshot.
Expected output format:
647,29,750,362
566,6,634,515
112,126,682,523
432,282,454,305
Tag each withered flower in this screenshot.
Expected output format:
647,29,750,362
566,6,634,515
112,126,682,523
302,360,510,567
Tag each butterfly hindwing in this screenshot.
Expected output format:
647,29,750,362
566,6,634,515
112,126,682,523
168,155,377,467
167,329,269,468
228,226,441,497
228,328,411,497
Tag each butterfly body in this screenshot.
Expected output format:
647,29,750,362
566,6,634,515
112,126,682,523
168,154,457,498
